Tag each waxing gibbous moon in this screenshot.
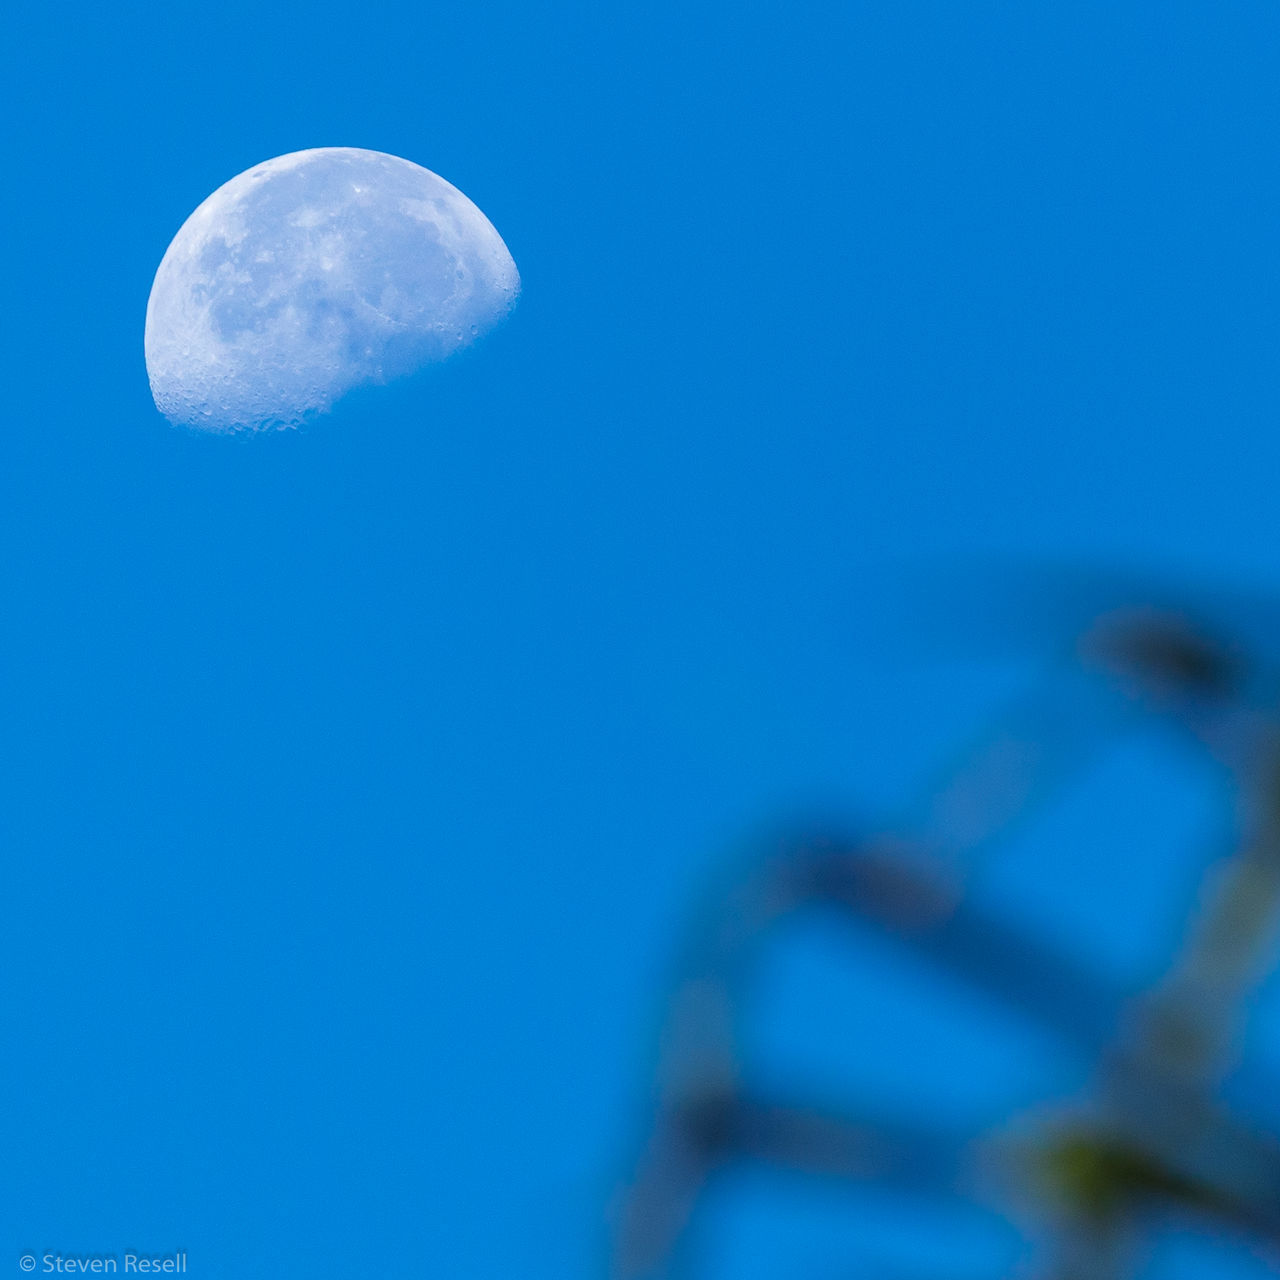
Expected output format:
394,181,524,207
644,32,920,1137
144,147,519,432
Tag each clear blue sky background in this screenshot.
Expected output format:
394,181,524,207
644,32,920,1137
6,2,1280,1277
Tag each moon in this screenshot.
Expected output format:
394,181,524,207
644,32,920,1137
144,147,519,432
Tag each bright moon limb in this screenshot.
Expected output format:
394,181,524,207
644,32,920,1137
144,147,520,432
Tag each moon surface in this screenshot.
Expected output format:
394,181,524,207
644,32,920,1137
144,147,519,432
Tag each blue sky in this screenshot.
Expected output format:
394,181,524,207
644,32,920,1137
6,2,1280,1277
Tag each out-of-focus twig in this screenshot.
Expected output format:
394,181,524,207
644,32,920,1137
614,603,1280,1279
